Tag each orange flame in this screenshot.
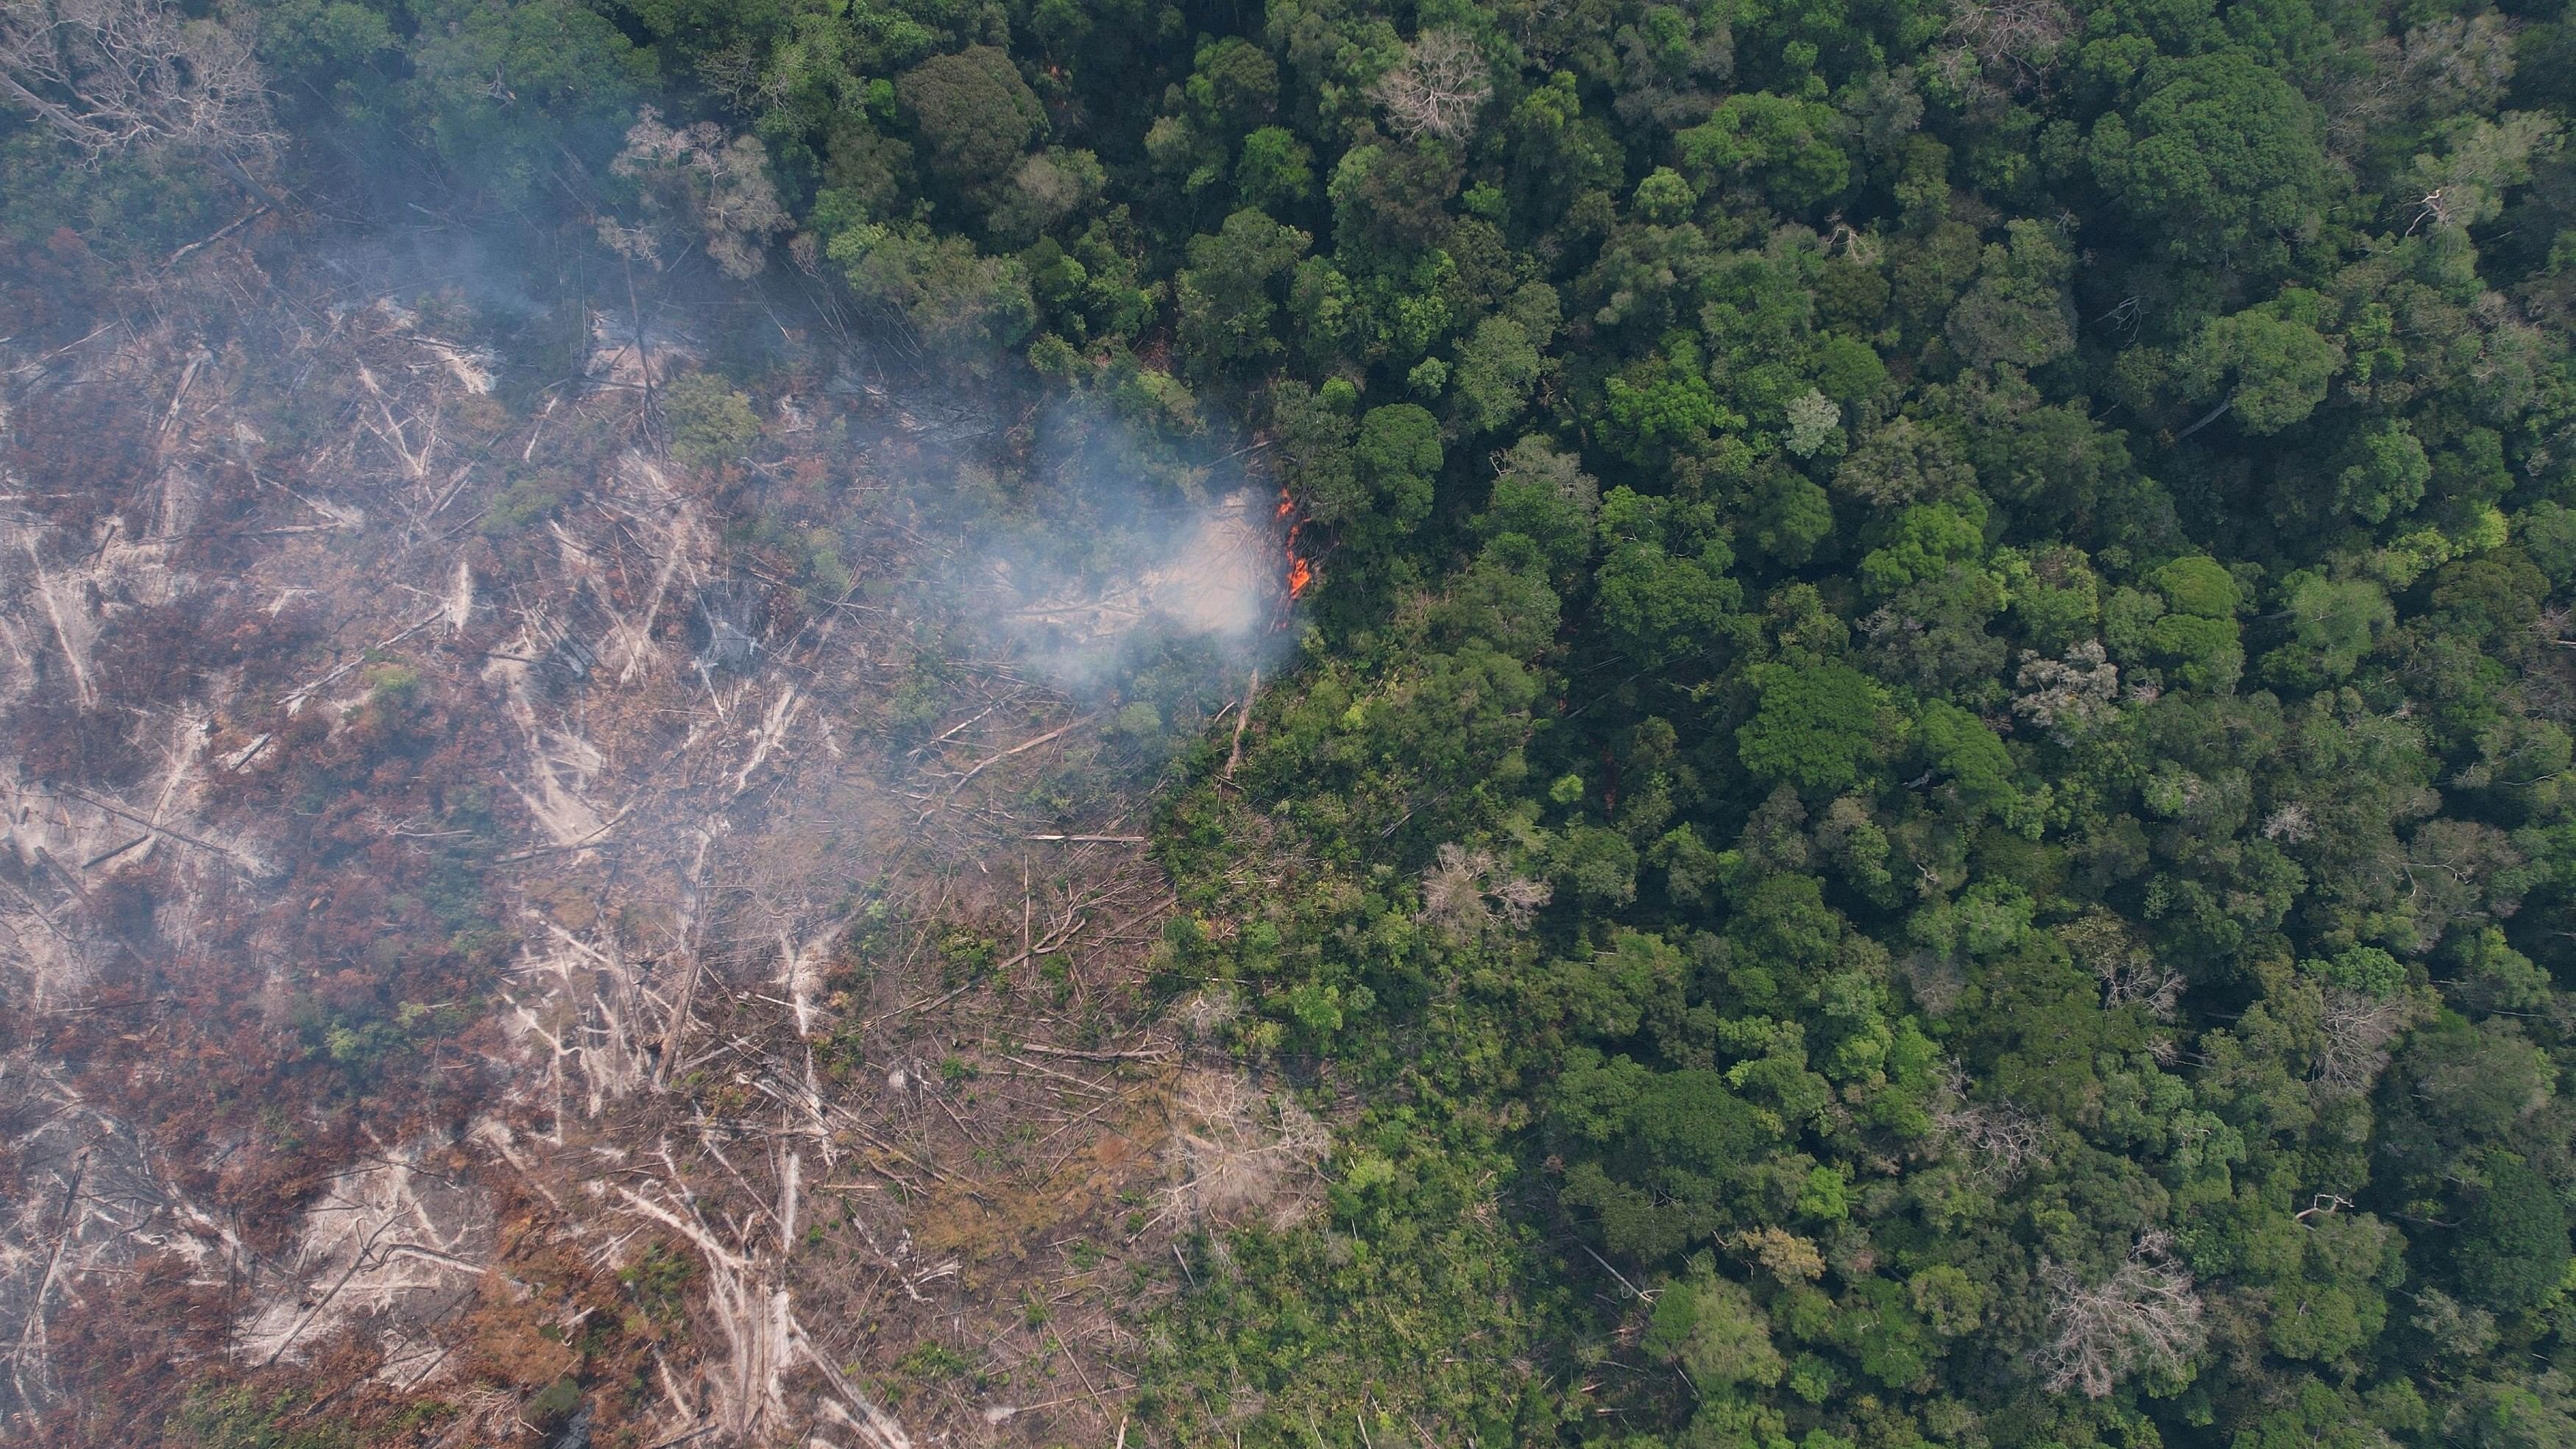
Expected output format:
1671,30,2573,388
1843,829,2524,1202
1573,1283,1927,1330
1277,488,1312,600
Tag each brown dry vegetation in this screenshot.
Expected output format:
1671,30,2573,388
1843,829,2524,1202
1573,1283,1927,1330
0,219,1278,1448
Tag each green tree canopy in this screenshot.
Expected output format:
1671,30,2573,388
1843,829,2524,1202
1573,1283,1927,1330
895,46,1043,199
2087,50,2332,267
1739,662,1895,794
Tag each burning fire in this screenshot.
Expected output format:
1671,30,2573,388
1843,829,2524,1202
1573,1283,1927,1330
1278,488,1312,601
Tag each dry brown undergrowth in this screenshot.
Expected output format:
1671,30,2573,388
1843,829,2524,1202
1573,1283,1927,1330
0,234,1276,1448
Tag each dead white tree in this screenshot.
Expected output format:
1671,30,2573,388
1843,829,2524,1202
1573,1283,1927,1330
2011,642,2120,743
612,1164,795,1439
1931,1063,2046,1186
1939,0,2073,91
607,108,792,279
2313,987,2417,1097
0,0,274,163
2059,910,2182,1022
2034,1232,2206,1398
2099,958,2184,1020
1367,29,1492,142
0,1068,250,1419
234,1141,494,1371
1160,1070,1329,1230
2260,802,2315,844
1418,842,1550,940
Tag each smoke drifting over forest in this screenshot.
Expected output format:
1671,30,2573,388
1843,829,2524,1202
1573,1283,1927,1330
0,24,1301,1448
13,0,2576,1445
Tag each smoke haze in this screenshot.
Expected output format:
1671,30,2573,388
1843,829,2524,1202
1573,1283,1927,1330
0,89,1290,1448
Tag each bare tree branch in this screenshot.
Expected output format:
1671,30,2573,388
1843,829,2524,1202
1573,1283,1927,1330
1367,29,1492,142
0,0,275,164
2034,1232,2207,1398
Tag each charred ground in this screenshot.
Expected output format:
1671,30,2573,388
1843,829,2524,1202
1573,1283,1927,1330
0,216,1307,1449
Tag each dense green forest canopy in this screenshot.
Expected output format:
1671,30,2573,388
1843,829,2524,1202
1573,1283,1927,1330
11,0,2576,1440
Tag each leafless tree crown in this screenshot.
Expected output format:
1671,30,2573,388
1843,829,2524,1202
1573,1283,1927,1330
609,108,793,279
2035,1232,2207,1398
1931,1064,2048,1186
2313,985,2417,1097
1941,0,2073,85
2012,641,2120,743
1419,842,1551,938
2061,909,2183,1021
1160,1070,1330,1230
0,0,275,161
1368,29,1493,142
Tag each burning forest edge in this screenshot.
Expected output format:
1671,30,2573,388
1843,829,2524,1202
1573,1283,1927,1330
0,198,1314,1449
9,0,2576,1446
